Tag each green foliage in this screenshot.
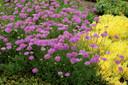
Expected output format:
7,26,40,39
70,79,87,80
95,0,128,17
0,73,51,85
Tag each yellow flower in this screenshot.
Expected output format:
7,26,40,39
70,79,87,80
0,3,1,7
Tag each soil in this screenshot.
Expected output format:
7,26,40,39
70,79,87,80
79,0,97,15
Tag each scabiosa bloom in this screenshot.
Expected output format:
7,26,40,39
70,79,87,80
101,33,108,37
84,61,90,65
44,54,51,59
93,33,100,38
67,53,72,58
1,47,6,51
90,43,98,48
106,51,111,54
71,46,77,50
114,35,119,39
84,35,91,40
65,73,70,76
115,60,120,64
102,58,107,61
71,52,78,57
118,67,123,72
94,54,100,59
55,56,61,62
94,17,100,22
93,7,97,11
119,55,124,60
24,52,29,55
6,46,12,50
29,56,34,60
58,72,63,75
5,28,11,33
48,48,55,54
32,68,38,73
90,58,96,63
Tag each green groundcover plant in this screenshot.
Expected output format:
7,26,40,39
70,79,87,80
0,0,108,84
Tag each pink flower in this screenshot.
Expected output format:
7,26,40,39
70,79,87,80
102,58,107,61
71,46,77,50
84,35,91,40
67,53,72,58
55,56,61,62
29,56,34,60
94,17,100,22
101,33,108,37
32,68,38,73
90,43,98,48
71,52,78,57
65,73,70,76
106,51,111,54
48,48,55,54
119,55,124,60
115,60,120,64
114,35,119,39
118,67,123,72
5,28,11,33
58,72,63,75
93,7,97,11
44,54,51,59
84,61,90,65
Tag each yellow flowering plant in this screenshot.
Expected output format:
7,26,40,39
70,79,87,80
77,14,128,85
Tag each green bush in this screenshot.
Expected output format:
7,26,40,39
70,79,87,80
95,0,128,17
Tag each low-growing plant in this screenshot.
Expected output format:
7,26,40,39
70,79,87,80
0,0,107,84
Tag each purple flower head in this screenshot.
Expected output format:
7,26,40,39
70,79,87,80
94,54,100,59
55,56,61,62
90,58,96,63
93,33,99,38
67,53,72,58
118,67,123,72
24,52,29,55
44,54,51,59
6,46,12,50
84,61,90,65
101,33,108,37
63,44,69,50
119,55,124,60
1,47,6,51
58,72,63,75
85,8,89,11
71,52,78,57
115,60,120,64
90,24,96,27
102,57,107,61
94,17,100,22
29,56,34,60
90,43,98,48
32,68,38,73
5,28,11,33
70,58,76,64
93,7,97,11
71,46,77,50
79,50,90,58
65,73,70,76
6,43,12,46
48,48,55,54
7,23,13,28
106,51,111,54
84,35,91,40
114,35,119,39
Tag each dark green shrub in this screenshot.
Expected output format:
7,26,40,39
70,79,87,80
95,0,128,17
